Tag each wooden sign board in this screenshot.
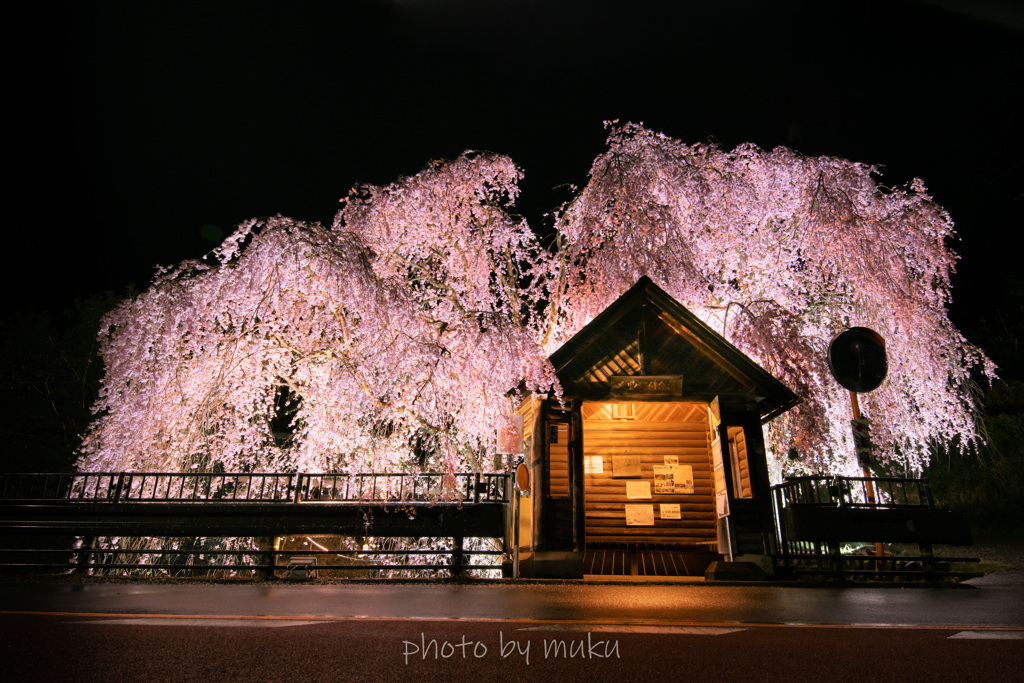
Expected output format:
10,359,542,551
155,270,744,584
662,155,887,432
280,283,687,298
610,375,683,399
612,455,642,478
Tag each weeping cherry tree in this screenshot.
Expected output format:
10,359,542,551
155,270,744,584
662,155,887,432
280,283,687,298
78,153,556,475
79,124,992,479
548,122,994,475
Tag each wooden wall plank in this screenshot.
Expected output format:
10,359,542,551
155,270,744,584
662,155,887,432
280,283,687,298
582,401,717,545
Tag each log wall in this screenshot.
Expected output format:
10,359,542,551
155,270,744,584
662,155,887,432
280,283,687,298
728,425,752,499
549,422,570,498
583,402,717,546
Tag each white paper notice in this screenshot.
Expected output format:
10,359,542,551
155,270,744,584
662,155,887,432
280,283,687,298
660,503,681,519
674,465,694,494
625,504,655,526
626,480,652,499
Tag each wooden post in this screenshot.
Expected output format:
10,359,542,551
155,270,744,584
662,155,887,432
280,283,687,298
569,398,585,553
451,535,464,578
502,458,514,578
258,536,279,580
75,536,98,576
849,391,886,566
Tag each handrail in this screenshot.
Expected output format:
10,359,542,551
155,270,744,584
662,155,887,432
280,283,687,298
0,472,509,505
298,472,508,503
771,475,934,509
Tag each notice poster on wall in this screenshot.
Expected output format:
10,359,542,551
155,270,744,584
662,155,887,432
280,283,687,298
660,503,681,519
626,480,652,499
653,464,695,494
625,504,655,526
613,455,642,478
653,465,675,494
584,456,604,474
674,465,695,494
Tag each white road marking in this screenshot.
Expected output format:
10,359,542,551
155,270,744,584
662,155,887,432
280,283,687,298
519,624,745,635
949,631,1024,640
76,618,323,628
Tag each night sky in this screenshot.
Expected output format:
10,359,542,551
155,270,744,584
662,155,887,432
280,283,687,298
10,0,1023,335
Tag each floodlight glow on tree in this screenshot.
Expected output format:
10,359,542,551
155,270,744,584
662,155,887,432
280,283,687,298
549,122,993,476
79,155,558,476
78,124,993,481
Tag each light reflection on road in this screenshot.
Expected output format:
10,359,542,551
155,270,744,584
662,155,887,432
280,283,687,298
2,581,1021,628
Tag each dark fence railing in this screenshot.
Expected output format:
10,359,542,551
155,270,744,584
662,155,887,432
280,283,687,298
772,475,934,509
0,471,509,505
0,471,512,578
770,475,978,581
299,472,508,504
0,544,505,578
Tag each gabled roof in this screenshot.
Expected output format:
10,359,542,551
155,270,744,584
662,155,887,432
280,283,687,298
548,277,799,421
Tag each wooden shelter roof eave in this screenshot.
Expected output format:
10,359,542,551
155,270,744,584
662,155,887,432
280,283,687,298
547,298,636,375
547,276,800,422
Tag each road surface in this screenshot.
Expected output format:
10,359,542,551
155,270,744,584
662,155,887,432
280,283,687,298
2,573,1021,681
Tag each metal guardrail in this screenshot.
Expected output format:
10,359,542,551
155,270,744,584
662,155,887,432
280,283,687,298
0,472,509,504
299,472,508,504
0,471,512,578
0,545,506,577
772,475,934,509
769,475,978,581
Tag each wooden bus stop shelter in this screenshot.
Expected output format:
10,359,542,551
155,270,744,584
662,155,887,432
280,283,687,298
515,277,799,578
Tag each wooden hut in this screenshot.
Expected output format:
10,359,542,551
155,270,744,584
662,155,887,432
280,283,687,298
516,277,799,578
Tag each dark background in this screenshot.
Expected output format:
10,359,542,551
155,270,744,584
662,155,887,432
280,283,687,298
2,1,1022,490
8,0,1022,326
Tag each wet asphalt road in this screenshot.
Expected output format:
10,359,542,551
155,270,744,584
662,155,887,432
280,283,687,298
3,572,1023,627
2,574,1022,681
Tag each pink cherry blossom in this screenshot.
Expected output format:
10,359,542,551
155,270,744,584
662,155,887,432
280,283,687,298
549,122,993,475
79,127,992,480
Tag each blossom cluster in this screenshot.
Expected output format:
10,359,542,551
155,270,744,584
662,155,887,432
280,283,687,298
549,123,993,473
79,154,556,474
78,127,993,477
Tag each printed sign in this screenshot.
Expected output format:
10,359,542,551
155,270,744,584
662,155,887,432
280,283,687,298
653,465,675,494
673,465,694,494
497,414,524,454
626,481,652,500
652,464,694,494
612,455,642,478
625,504,655,526
584,456,604,474
660,503,681,519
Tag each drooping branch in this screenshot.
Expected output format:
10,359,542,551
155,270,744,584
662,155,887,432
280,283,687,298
80,128,990,480
548,122,993,474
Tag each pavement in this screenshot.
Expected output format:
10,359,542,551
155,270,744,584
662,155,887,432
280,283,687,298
965,568,1024,588
3,570,1023,628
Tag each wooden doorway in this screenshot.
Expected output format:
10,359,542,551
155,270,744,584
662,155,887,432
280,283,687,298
581,401,721,576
